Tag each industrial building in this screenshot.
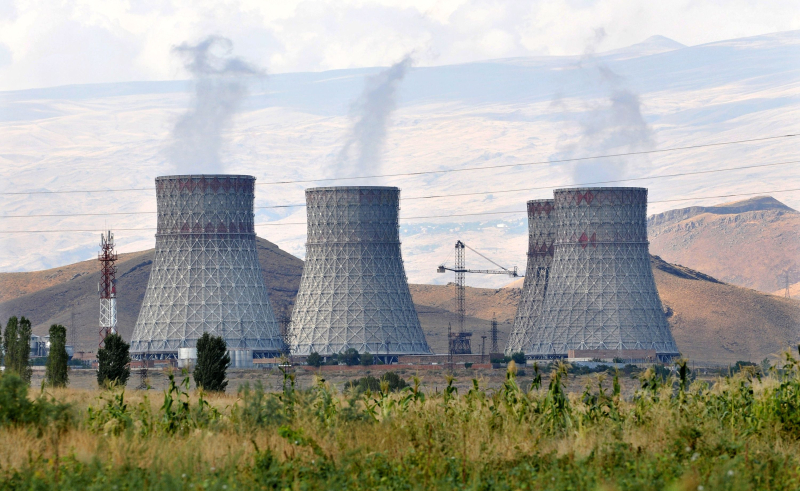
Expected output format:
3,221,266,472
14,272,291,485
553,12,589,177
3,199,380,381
129,175,284,367
505,199,555,355
289,186,431,360
526,187,679,362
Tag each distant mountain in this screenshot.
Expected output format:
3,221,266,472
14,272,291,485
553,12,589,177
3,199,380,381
2,30,799,290
648,196,800,293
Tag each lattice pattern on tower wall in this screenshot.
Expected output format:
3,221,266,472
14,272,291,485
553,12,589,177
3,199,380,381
505,199,555,355
130,175,283,358
289,187,432,356
528,188,679,361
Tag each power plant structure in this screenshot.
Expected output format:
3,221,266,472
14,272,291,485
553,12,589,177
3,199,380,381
505,199,555,355
129,175,284,367
526,187,679,362
289,186,431,361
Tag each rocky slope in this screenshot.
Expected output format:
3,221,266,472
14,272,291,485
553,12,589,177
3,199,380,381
648,196,800,293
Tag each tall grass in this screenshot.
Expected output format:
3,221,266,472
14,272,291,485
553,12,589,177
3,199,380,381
3,356,800,489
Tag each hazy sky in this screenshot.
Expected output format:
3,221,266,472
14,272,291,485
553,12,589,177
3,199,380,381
0,0,799,91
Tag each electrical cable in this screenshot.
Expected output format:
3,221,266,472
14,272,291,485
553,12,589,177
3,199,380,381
1,187,798,234
1,132,797,196
3,159,798,218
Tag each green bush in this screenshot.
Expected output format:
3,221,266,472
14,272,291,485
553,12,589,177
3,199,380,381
360,352,374,366
510,352,526,364
345,371,408,394
306,352,322,367
0,372,72,428
340,348,360,366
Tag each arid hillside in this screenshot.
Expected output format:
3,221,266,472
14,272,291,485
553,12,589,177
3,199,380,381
648,196,800,293
0,237,304,352
1,240,798,364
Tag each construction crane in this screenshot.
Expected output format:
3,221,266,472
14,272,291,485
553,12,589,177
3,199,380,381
437,240,518,354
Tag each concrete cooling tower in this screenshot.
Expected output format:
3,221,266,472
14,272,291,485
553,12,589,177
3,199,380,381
130,175,284,366
289,186,431,359
528,187,679,362
505,199,555,355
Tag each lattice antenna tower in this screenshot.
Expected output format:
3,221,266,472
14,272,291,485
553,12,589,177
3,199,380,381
98,230,118,348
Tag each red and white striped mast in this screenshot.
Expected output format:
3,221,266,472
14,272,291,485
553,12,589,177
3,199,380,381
98,230,118,347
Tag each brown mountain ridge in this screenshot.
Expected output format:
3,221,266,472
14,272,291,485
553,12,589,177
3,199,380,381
648,196,800,294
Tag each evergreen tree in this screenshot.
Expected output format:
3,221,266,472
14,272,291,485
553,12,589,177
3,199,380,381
15,317,32,385
193,333,230,392
45,324,69,388
97,333,131,387
2,317,17,371
361,352,374,366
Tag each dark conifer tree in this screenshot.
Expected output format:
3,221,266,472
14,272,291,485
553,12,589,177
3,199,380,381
2,317,18,372
193,332,230,392
97,333,131,387
16,317,32,385
45,324,69,388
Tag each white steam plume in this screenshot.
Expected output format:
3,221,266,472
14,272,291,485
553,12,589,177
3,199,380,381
336,55,414,178
168,36,262,174
561,29,654,182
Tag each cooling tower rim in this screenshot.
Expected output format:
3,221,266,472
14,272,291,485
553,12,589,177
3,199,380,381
306,186,400,192
527,198,555,204
155,174,255,181
553,186,647,193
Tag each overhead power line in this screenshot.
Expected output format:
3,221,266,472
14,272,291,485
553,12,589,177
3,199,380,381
1,187,798,234
1,132,797,196
3,159,798,218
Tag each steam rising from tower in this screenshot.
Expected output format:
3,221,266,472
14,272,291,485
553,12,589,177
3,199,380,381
505,200,555,355
168,37,261,174
289,187,431,358
130,175,283,362
336,55,413,177
528,187,678,361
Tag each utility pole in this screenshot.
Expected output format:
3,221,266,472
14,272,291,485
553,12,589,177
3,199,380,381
98,230,118,348
782,270,791,299
447,322,454,373
490,312,499,354
480,335,487,364
70,308,77,349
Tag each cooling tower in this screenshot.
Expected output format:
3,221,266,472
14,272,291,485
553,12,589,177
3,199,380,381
505,199,555,355
130,175,284,361
289,186,431,358
528,187,679,361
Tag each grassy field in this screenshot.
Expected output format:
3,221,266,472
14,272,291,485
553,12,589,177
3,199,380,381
3,356,800,490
